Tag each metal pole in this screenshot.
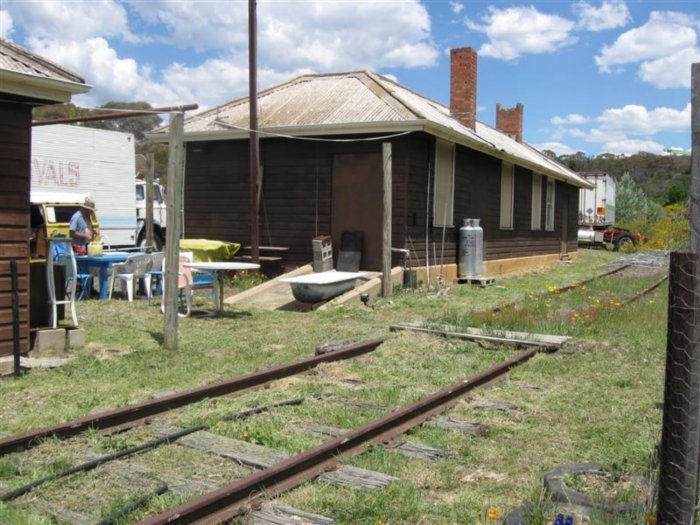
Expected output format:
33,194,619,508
32,104,199,126
248,0,260,265
163,112,184,351
382,143,392,297
657,252,700,525
10,259,21,376
145,155,154,251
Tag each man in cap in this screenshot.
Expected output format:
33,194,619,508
69,197,96,254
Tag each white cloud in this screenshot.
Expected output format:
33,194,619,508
0,10,14,39
449,2,464,15
6,0,132,42
639,47,700,88
597,103,691,134
595,11,698,74
551,114,589,125
600,139,665,155
127,0,437,71
534,142,577,155
27,37,179,107
466,6,576,61
573,0,630,31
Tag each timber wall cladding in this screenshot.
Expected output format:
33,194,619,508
408,139,579,263
0,102,31,355
184,136,412,268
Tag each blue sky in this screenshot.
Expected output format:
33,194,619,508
1,0,697,156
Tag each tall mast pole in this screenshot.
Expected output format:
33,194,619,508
248,0,260,264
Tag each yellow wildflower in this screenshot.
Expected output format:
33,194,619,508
644,514,657,524
487,508,501,520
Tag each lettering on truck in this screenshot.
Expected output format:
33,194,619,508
31,160,81,187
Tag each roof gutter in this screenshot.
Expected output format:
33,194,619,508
0,70,90,103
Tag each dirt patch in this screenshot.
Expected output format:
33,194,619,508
81,342,134,360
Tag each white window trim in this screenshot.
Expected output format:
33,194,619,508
500,162,514,230
433,140,455,227
531,173,542,230
545,177,556,231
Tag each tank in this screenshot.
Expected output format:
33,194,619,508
459,218,484,277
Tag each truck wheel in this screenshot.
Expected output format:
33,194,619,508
139,234,162,252
613,234,635,251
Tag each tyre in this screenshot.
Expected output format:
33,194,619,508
613,234,635,251
138,233,163,252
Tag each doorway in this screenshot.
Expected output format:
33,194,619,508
331,153,383,270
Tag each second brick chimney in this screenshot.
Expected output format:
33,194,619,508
496,103,524,143
450,47,477,130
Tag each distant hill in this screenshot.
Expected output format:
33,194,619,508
549,151,692,205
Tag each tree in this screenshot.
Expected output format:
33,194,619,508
615,172,663,226
86,101,162,141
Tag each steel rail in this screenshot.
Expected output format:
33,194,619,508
140,347,539,525
619,275,668,306
0,338,385,455
491,263,632,313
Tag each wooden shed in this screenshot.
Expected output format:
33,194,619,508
152,47,592,279
0,38,89,357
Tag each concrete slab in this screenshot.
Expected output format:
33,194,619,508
66,328,86,349
30,328,66,356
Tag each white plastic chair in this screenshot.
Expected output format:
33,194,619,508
145,252,165,305
108,253,152,301
160,253,219,317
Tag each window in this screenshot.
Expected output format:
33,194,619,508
136,184,145,201
500,162,514,229
434,140,455,227
545,177,556,231
531,173,542,230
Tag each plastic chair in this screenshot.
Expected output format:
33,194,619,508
145,252,165,305
108,253,152,301
160,254,219,316
46,237,82,327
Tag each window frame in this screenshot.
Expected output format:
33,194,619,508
531,173,542,230
433,139,455,228
499,162,515,230
545,176,556,231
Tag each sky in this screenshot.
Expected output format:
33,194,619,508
1,0,697,157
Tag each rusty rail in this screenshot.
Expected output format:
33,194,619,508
140,347,539,524
620,275,668,306
0,338,385,455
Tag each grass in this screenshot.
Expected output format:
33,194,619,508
0,249,669,524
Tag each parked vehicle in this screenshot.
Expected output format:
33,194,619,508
29,192,100,258
578,173,643,250
31,124,166,250
577,173,641,251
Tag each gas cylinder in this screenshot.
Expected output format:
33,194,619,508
458,218,483,277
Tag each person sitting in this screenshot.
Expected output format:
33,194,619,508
69,198,96,255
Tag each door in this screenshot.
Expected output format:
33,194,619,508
332,154,383,270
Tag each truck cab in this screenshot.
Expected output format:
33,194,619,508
30,191,100,258
135,180,167,250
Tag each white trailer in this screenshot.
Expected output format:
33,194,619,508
578,173,616,246
31,125,166,249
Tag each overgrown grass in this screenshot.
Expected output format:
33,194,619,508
0,250,669,524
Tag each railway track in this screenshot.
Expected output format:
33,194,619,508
0,262,668,524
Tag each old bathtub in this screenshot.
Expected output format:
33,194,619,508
281,271,366,303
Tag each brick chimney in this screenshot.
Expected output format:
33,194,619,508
450,47,477,130
496,103,524,143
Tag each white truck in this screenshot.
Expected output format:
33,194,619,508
30,124,166,249
577,173,639,250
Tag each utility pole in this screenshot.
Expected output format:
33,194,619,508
248,0,260,264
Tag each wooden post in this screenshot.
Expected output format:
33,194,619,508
145,154,154,251
248,0,260,265
691,63,699,253
382,143,392,297
163,112,184,351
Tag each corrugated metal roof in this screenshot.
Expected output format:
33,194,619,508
0,38,84,84
170,70,590,188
